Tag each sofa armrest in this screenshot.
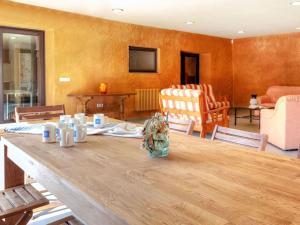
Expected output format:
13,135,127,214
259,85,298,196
260,108,275,120
257,95,272,104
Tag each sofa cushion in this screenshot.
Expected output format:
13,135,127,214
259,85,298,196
266,86,300,103
260,103,276,108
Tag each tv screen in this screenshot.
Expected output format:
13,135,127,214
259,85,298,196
129,46,157,73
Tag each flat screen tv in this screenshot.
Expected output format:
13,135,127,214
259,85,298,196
129,46,157,73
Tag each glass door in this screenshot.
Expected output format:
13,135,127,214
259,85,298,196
0,27,45,123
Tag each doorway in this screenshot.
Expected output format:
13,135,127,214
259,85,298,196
0,27,45,123
180,51,200,85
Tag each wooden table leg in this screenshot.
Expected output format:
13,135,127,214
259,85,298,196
0,144,24,190
0,143,25,224
75,96,92,114
120,96,126,121
234,108,237,125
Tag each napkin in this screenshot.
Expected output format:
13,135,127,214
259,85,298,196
103,123,143,138
4,122,143,138
4,123,43,135
86,123,118,135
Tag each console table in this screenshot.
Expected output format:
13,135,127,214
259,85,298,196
68,92,135,120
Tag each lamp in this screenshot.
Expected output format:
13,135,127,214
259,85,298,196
99,83,107,94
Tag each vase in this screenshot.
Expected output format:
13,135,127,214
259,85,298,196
249,94,258,106
148,147,169,158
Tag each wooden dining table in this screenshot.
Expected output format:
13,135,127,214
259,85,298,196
1,124,300,225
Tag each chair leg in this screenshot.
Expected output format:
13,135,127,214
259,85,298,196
16,211,33,225
0,219,6,225
2,214,24,225
224,109,229,127
200,126,206,138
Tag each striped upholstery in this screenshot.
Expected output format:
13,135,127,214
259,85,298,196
160,89,203,124
160,89,224,125
170,84,230,110
160,88,229,137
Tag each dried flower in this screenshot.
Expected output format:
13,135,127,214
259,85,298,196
142,113,169,153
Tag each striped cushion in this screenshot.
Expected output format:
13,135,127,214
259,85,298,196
170,84,230,110
208,101,230,109
161,89,202,123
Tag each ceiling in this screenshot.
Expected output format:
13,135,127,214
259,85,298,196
11,0,300,39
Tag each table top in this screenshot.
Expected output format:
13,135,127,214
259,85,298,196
68,92,136,97
2,130,300,225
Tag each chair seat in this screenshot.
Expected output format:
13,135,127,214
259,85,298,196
0,184,49,219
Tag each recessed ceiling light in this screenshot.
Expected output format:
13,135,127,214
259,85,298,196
112,8,124,14
10,36,16,40
185,21,195,25
297,27,300,30
290,0,300,6
237,30,245,34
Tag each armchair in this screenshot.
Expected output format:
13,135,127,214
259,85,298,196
260,95,300,150
160,88,229,138
170,84,230,110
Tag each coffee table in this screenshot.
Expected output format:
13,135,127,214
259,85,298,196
233,105,274,128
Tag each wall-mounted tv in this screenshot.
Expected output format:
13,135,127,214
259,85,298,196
129,46,157,73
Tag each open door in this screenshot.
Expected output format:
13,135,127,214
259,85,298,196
180,51,200,85
0,27,45,123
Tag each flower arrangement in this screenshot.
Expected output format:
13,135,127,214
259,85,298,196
142,113,169,158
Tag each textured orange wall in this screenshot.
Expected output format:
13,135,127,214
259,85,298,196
0,1,233,117
233,33,300,105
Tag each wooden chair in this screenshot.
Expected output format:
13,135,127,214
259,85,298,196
49,216,84,225
211,125,268,151
0,184,49,225
15,105,65,123
57,217,84,225
168,117,194,135
160,89,229,138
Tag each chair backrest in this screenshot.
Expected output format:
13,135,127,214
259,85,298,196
159,88,206,125
170,84,217,103
15,105,65,123
211,125,268,151
168,117,195,135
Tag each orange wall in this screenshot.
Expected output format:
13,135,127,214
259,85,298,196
0,1,233,117
233,32,300,105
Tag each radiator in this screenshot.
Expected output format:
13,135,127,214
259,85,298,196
135,89,160,111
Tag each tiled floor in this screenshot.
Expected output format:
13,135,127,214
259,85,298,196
229,109,298,158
